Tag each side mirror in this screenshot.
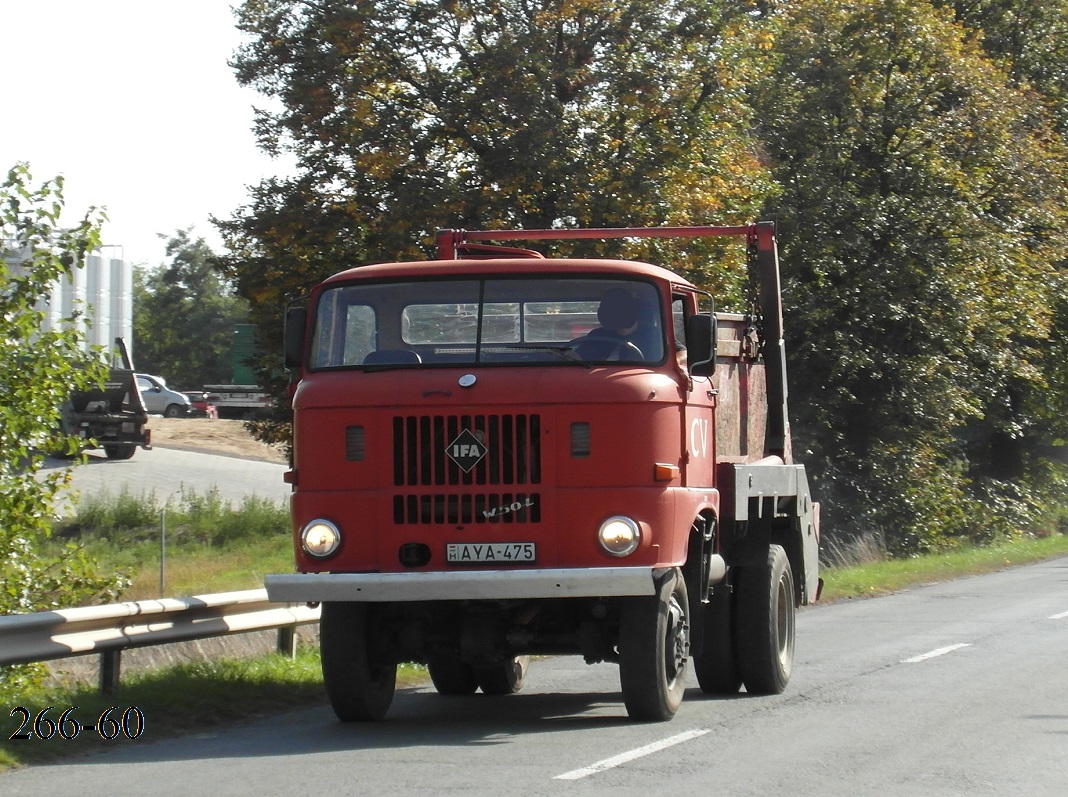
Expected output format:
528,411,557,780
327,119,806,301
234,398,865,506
685,313,717,377
284,307,308,369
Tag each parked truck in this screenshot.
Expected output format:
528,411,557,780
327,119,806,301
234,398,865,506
58,338,151,460
201,383,270,419
265,222,820,722
204,324,271,419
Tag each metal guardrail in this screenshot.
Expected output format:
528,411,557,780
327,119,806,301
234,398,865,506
0,589,320,693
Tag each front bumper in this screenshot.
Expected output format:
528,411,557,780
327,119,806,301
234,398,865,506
265,567,657,603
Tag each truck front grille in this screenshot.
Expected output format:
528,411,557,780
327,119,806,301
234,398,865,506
393,492,541,525
392,414,542,487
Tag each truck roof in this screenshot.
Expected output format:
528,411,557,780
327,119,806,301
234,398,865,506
320,257,694,288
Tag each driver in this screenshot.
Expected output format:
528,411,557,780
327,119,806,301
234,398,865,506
572,288,645,361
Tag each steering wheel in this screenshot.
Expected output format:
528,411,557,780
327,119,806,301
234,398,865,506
571,334,645,362
607,340,645,362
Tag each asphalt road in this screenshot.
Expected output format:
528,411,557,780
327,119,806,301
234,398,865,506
42,445,290,513
4,557,1067,796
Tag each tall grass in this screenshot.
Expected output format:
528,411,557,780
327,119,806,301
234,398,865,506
820,531,889,568
819,529,1068,600
51,488,292,600
61,486,287,545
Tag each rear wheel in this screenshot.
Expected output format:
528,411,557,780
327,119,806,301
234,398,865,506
103,444,136,460
320,602,397,721
428,654,479,696
734,545,795,695
476,656,529,696
693,582,742,694
619,568,690,721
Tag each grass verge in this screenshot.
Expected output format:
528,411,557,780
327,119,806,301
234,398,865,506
819,532,1068,600
49,487,292,600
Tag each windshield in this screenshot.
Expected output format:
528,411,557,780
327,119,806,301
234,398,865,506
309,277,666,370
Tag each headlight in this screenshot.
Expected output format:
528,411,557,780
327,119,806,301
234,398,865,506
301,519,341,558
598,516,641,557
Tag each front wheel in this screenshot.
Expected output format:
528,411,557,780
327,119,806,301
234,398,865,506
320,602,397,721
618,568,690,721
734,545,795,695
163,404,184,418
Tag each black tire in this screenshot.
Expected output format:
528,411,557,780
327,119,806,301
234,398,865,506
619,568,690,721
320,602,397,721
163,404,184,418
104,444,136,460
476,656,529,696
734,545,795,695
693,582,742,694
428,654,479,696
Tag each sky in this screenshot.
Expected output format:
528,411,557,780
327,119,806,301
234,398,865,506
1,0,291,267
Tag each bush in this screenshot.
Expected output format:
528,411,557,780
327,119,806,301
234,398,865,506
1,165,125,691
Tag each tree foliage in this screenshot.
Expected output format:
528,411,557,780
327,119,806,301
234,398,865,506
229,0,773,241
217,0,779,439
1,164,129,686
752,0,1068,550
132,229,249,388
941,0,1068,133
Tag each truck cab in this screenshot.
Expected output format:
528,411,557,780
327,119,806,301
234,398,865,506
266,223,819,722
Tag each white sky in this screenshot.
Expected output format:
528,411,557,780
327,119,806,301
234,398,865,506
0,0,290,267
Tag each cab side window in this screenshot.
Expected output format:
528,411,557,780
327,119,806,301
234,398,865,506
672,296,688,369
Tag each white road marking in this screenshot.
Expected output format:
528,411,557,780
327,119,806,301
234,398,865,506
554,728,711,780
1050,610,1068,620
902,643,973,663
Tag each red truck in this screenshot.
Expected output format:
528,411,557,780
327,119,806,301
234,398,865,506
266,222,820,722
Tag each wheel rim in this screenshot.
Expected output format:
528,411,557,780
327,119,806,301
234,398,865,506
665,593,689,685
775,573,793,665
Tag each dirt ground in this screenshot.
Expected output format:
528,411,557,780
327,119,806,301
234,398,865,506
147,417,288,463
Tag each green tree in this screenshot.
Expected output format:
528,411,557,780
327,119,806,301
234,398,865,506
941,0,1068,133
1,164,128,686
216,0,779,444
940,0,1068,516
752,0,1068,551
132,229,249,388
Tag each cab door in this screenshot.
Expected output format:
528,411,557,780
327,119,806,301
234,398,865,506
674,292,717,489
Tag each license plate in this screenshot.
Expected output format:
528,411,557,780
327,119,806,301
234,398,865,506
446,542,536,564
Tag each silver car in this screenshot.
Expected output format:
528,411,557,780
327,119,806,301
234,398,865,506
135,374,191,417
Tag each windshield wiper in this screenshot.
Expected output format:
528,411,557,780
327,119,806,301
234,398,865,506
502,344,592,368
361,362,422,372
